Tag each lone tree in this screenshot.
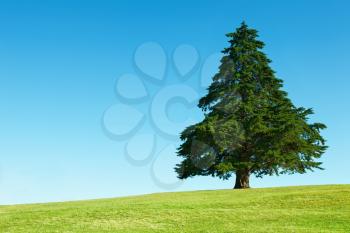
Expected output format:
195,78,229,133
175,22,327,189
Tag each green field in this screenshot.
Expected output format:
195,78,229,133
1,185,349,233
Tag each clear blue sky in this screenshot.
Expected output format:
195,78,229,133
1,0,349,204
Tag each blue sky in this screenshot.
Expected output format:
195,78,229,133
0,0,349,204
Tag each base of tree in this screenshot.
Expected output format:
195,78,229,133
234,170,250,189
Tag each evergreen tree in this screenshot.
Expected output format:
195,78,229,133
175,22,327,189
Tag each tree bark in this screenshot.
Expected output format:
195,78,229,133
234,169,250,189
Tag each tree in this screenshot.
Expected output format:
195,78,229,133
175,22,327,189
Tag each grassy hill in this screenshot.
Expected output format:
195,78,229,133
1,185,349,233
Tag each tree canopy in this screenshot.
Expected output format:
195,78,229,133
175,22,327,189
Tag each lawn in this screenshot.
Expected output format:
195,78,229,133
1,185,349,232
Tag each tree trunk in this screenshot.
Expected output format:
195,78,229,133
234,169,250,189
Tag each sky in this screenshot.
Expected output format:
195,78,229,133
0,0,349,204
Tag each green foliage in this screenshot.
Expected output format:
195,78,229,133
175,22,327,184
1,185,349,232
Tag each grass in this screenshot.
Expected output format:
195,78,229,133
0,185,349,233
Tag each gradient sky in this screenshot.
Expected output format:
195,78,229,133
1,0,349,204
